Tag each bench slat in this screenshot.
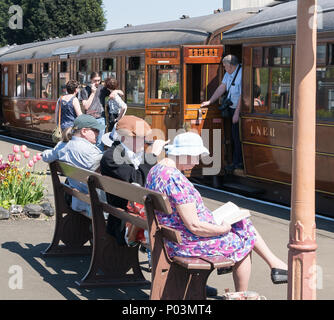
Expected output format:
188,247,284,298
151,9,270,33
172,256,212,270
56,161,97,184
160,225,182,244
199,256,234,269
101,203,148,230
89,175,171,214
61,183,91,205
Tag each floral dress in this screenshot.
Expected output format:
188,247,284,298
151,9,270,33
145,164,257,263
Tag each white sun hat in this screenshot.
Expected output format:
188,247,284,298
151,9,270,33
165,132,209,156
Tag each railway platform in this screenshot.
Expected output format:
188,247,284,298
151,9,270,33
0,136,333,300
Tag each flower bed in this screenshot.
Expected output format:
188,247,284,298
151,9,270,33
0,144,51,220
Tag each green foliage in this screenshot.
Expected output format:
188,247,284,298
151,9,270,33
1,0,106,46
316,109,334,119
271,107,289,115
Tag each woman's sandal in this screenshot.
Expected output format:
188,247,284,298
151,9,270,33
271,268,288,284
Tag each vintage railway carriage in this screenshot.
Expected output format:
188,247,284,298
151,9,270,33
222,0,334,216
0,8,258,153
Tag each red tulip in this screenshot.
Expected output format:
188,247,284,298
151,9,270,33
36,153,42,161
24,151,30,159
15,154,21,162
20,145,27,153
28,160,34,167
33,155,37,163
8,154,14,162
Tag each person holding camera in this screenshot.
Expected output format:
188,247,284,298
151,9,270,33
201,54,243,171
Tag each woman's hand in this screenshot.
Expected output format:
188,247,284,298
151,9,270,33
220,220,232,234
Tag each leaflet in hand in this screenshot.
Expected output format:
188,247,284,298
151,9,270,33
212,201,251,225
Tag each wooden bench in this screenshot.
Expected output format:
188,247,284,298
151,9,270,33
88,172,235,300
42,160,234,299
41,160,149,288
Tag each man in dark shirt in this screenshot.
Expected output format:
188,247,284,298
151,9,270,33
80,72,109,150
100,115,168,245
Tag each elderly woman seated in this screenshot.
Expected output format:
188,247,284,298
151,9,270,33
145,131,288,292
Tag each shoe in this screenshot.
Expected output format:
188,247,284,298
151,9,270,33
206,285,218,297
235,163,244,170
224,164,235,172
271,268,288,284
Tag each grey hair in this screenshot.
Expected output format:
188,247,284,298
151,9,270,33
222,54,239,66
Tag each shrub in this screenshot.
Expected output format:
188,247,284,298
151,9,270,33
0,145,46,210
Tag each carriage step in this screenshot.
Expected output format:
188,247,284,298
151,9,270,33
221,182,264,196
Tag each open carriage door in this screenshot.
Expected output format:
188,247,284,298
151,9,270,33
145,49,181,139
182,45,224,176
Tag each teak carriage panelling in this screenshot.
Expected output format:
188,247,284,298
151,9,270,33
243,143,292,184
243,142,334,194
183,45,223,64
145,49,180,65
242,117,334,155
241,117,293,148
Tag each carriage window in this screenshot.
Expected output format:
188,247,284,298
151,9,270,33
271,68,291,115
316,67,334,119
269,47,291,66
148,65,180,100
60,61,68,72
77,59,92,85
126,56,145,105
253,68,269,112
25,64,35,98
2,67,8,96
317,45,327,65
40,63,52,99
58,72,70,95
41,73,52,99
252,46,291,116
16,65,23,97
101,58,116,81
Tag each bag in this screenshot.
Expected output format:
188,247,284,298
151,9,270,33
52,126,62,143
219,92,233,118
52,97,63,143
124,201,147,246
221,290,266,300
219,64,241,118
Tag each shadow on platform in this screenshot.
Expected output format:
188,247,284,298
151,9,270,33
1,241,150,300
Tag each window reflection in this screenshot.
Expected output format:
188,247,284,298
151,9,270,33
41,73,52,99
26,73,35,98
126,56,145,105
148,65,180,100
271,67,290,115
16,74,23,97
253,68,268,110
58,73,70,95
316,67,334,119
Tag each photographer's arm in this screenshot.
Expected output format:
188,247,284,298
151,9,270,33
200,83,226,107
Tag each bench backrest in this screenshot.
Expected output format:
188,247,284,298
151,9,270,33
49,161,100,209
87,174,172,230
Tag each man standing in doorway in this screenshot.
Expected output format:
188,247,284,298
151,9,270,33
80,72,109,150
201,54,243,171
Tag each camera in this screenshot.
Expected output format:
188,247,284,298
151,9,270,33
219,97,233,110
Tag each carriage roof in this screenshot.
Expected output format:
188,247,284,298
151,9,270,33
223,0,334,43
0,8,263,63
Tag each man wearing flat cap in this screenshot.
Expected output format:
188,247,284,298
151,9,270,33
100,115,168,245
